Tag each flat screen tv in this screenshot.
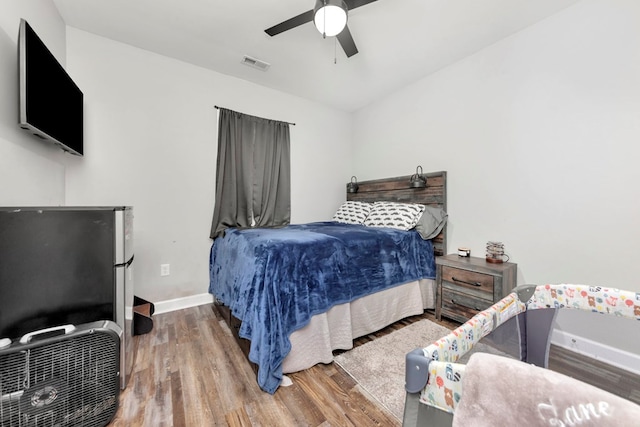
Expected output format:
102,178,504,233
18,19,84,156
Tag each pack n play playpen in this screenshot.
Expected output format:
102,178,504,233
403,284,640,426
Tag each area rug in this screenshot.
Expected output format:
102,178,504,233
334,319,452,421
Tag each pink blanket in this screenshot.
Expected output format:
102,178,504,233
453,353,640,427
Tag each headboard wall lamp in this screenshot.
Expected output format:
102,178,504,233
409,165,427,188
347,176,359,193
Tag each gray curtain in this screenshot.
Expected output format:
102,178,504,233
210,108,291,239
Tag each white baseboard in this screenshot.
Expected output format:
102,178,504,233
551,329,640,376
153,293,214,315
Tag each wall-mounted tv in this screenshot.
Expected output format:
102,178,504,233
18,19,84,156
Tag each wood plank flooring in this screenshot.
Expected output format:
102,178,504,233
110,305,639,426
547,345,640,405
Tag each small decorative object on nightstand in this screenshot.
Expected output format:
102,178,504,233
486,241,509,263
436,254,517,323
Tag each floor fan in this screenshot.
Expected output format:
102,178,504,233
0,321,121,427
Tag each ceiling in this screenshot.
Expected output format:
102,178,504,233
53,0,581,112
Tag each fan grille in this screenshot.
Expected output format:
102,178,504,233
0,330,119,427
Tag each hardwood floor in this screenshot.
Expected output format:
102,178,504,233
110,305,639,426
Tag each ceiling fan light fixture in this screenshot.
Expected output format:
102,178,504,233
313,0,348,37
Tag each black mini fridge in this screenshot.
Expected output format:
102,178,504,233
0,206,135,390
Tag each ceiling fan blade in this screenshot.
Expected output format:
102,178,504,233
337,25,358,58
265,10,314,36
344,0,378,10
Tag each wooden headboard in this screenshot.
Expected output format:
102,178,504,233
345,170,447,256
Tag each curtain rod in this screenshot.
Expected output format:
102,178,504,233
214,105,296,126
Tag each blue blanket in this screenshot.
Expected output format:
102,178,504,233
208,221,436,393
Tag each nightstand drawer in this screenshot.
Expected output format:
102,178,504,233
442,288,493,314
442,266,494,295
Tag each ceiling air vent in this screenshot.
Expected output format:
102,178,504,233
241,55,271,71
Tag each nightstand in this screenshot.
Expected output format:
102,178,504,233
435,254,517,323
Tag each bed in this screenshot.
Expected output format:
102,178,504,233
209,171,447,393
403,284,640,426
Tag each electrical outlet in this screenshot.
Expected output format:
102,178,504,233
160,264,170,276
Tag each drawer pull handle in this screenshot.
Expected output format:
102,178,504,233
452,276,481,287
451,299,481,311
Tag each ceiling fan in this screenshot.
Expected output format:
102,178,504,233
264,0,379,58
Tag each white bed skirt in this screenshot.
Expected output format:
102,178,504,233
282,278,436,373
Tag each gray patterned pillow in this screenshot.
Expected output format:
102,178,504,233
363,202,425,230
332,201,372,224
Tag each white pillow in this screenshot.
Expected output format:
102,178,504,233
363,202,425,230
332,201,372,225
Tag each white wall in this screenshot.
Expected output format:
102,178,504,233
352,0,640,355
0,1,67,205
62,28,353,304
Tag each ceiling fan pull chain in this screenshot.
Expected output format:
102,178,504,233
322,0,327,38
334,37,337,64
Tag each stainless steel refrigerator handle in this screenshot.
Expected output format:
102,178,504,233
115,254,134,268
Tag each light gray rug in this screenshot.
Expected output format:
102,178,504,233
334,320,452,421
